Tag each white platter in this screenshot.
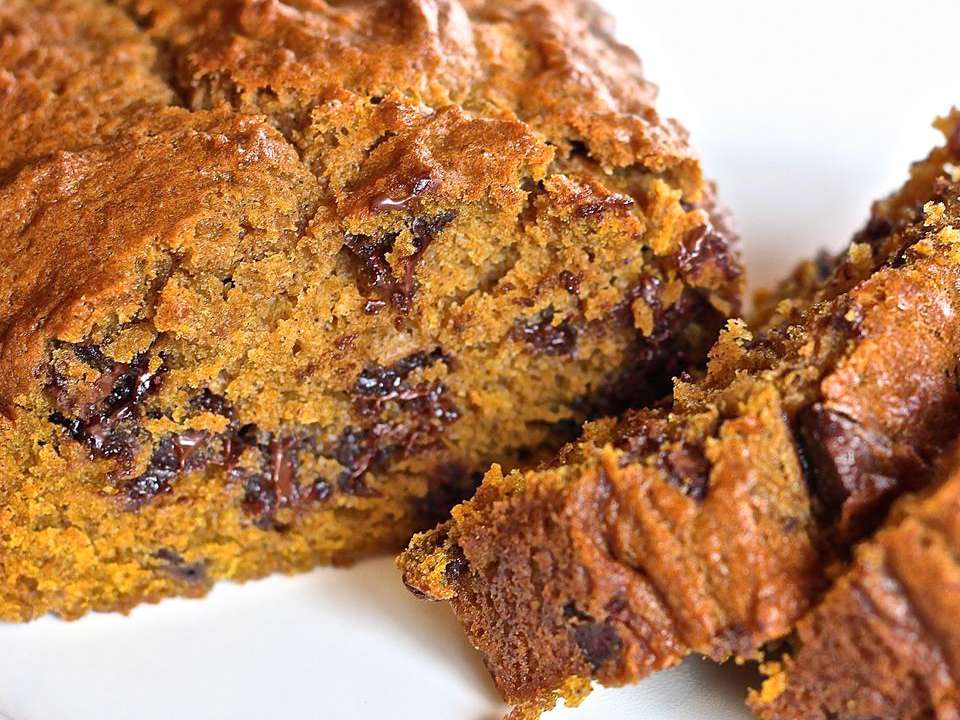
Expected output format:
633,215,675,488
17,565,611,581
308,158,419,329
3,1,959,718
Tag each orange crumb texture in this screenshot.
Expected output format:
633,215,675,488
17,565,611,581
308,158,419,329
0,0,741,621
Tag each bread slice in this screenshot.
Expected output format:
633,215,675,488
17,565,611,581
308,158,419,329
751,442,960,720
0,0,740,620
399,112,960,717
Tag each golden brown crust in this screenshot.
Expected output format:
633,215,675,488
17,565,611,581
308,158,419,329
399,113,960,715
119,0,700,177
0,1,740,620
0,0,175,173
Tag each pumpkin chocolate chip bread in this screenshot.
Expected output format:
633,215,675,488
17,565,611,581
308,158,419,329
0,0,741,621
750,441,960,720
399,111,960,718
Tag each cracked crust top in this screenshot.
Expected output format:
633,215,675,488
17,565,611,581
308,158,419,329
0,0,720,411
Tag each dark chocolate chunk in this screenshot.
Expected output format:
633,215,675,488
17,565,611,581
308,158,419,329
354,349,445,398
124,431,209,507
334,426,379,496
71,344,115,372
47,340,461,519
575,193,633,219
678,221,741,286
514,309,578,356
796,404,927,541
125,437,184,508
47,349,163,462
335,390,460,496
572,621,623,670
343,210,457,314
661,445,710,501
152,548,208,585
193,389,234,418
559,270,581,296
443,545,468,584
344,230,398,303
241,469,278,519
340,349,460,495
563,601,593,622
268,436,299,507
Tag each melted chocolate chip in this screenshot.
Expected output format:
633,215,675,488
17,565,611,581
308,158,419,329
310,479,333,503
334,426,377,495
344,231,397,301
369,176,433,213
613,273,664,330
241,469,279,521
137,433,207,505
71,344,115,372
47,341,461,521
678,222,741,286
344,210,457,314
193,389,233,418
355,349,445,398
572,621,623,670
575,193,633,219
514,309,578,356
337,372,461,498
344,350,459,495
126,436,189,508
47,349,162,462
116,416,318,523
796,404,926,541
443,545,468,584
269,436,299,506
229,429,303,521
559,270,581,296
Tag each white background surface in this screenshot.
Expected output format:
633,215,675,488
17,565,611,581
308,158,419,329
3,1,960,718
